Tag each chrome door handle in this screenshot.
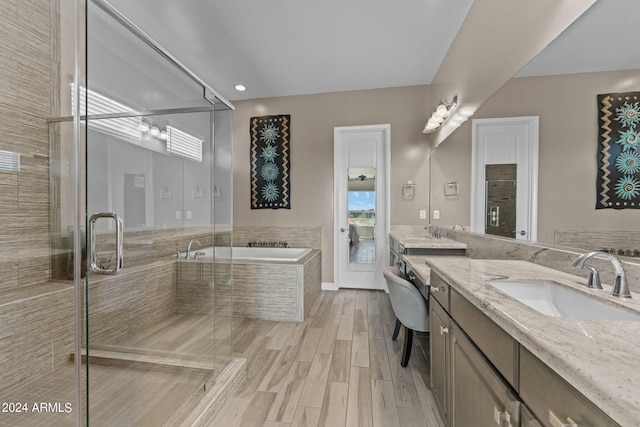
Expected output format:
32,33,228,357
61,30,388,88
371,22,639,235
340,227,346,232
89,212,123,274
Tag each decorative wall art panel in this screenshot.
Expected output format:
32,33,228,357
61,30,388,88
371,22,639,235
250,115,291,209
597,92,640,209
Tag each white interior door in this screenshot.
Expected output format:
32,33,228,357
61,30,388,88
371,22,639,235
334,124,390,290
471,117,539,241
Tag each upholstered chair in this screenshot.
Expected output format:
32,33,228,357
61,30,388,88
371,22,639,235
383,266,429,367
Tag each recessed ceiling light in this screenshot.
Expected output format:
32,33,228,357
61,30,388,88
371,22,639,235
235,84,247,92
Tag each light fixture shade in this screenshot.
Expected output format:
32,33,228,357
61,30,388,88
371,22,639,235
159,129,168,140
421,94,458,135
434,104,449,118
428,116,444,125
140,121,150,132
423,122,439,133
150,125,160,136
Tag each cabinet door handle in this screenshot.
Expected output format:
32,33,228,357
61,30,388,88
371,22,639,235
549,411,578,427
408,274,416,281
431,286,441,292
439,325,449,335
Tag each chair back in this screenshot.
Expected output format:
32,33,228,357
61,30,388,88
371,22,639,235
383,266,429,332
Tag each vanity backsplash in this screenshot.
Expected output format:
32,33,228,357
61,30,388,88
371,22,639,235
440,228,640,295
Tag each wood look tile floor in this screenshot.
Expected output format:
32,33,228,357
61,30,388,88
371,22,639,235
207,289,444,427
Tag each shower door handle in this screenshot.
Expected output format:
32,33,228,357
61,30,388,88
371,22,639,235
89,212,123,274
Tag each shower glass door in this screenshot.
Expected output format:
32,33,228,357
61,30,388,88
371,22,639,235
79,1,233,424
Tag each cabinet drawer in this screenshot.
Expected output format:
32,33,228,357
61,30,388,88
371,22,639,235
520,347,617,427
406,265,429,300
429,271,450,311
450,288,518,390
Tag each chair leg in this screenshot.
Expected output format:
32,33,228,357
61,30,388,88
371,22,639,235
401,328,413,367
392,318,402,341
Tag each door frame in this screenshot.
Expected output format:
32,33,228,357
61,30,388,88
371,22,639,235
471,116,539,241
333,124,390,290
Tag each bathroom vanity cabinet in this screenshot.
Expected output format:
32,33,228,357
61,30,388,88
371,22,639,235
388,232,466,277
430,271,523,427
430,270,617,427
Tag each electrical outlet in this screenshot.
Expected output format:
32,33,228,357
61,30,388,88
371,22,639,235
433,210,440,220
419,210,426,219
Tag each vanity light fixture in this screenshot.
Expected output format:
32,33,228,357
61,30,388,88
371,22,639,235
71,83,202,161
423,95,458,134
71,83,142,142
139,121,151,133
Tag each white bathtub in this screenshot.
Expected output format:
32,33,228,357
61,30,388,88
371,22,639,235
191,246,312,262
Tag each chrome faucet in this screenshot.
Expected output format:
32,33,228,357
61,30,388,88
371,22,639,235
186,240,201,260
571,251,631,298
424,223,441,239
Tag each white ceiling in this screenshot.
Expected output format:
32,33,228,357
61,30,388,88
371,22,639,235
104,0,639,102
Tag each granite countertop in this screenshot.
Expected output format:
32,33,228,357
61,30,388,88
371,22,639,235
412,255,640,426
389,229,467,250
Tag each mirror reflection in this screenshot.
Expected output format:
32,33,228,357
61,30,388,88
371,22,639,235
429,1,640,257
348,167,376,264
484,164,517,238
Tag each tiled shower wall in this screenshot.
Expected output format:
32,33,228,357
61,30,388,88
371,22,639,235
0,0,58,293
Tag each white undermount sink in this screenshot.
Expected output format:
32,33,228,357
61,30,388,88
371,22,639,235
487,280,640,321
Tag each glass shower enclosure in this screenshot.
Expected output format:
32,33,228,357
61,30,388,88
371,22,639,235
48,0,233,425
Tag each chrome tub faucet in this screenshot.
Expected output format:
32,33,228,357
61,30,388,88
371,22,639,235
571,251,631,298
186,240,201,260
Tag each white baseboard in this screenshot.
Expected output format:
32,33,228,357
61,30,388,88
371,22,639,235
321,282,338,291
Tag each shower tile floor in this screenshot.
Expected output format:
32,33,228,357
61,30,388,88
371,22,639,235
0,312,233,427
0,361,210,427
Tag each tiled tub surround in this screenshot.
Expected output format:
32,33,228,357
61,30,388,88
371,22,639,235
233,225,321,249
412,256,640,427
232,250,322,322
86,261,175,345
175,259,232,315
53,226,229,279
554,228,640,257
